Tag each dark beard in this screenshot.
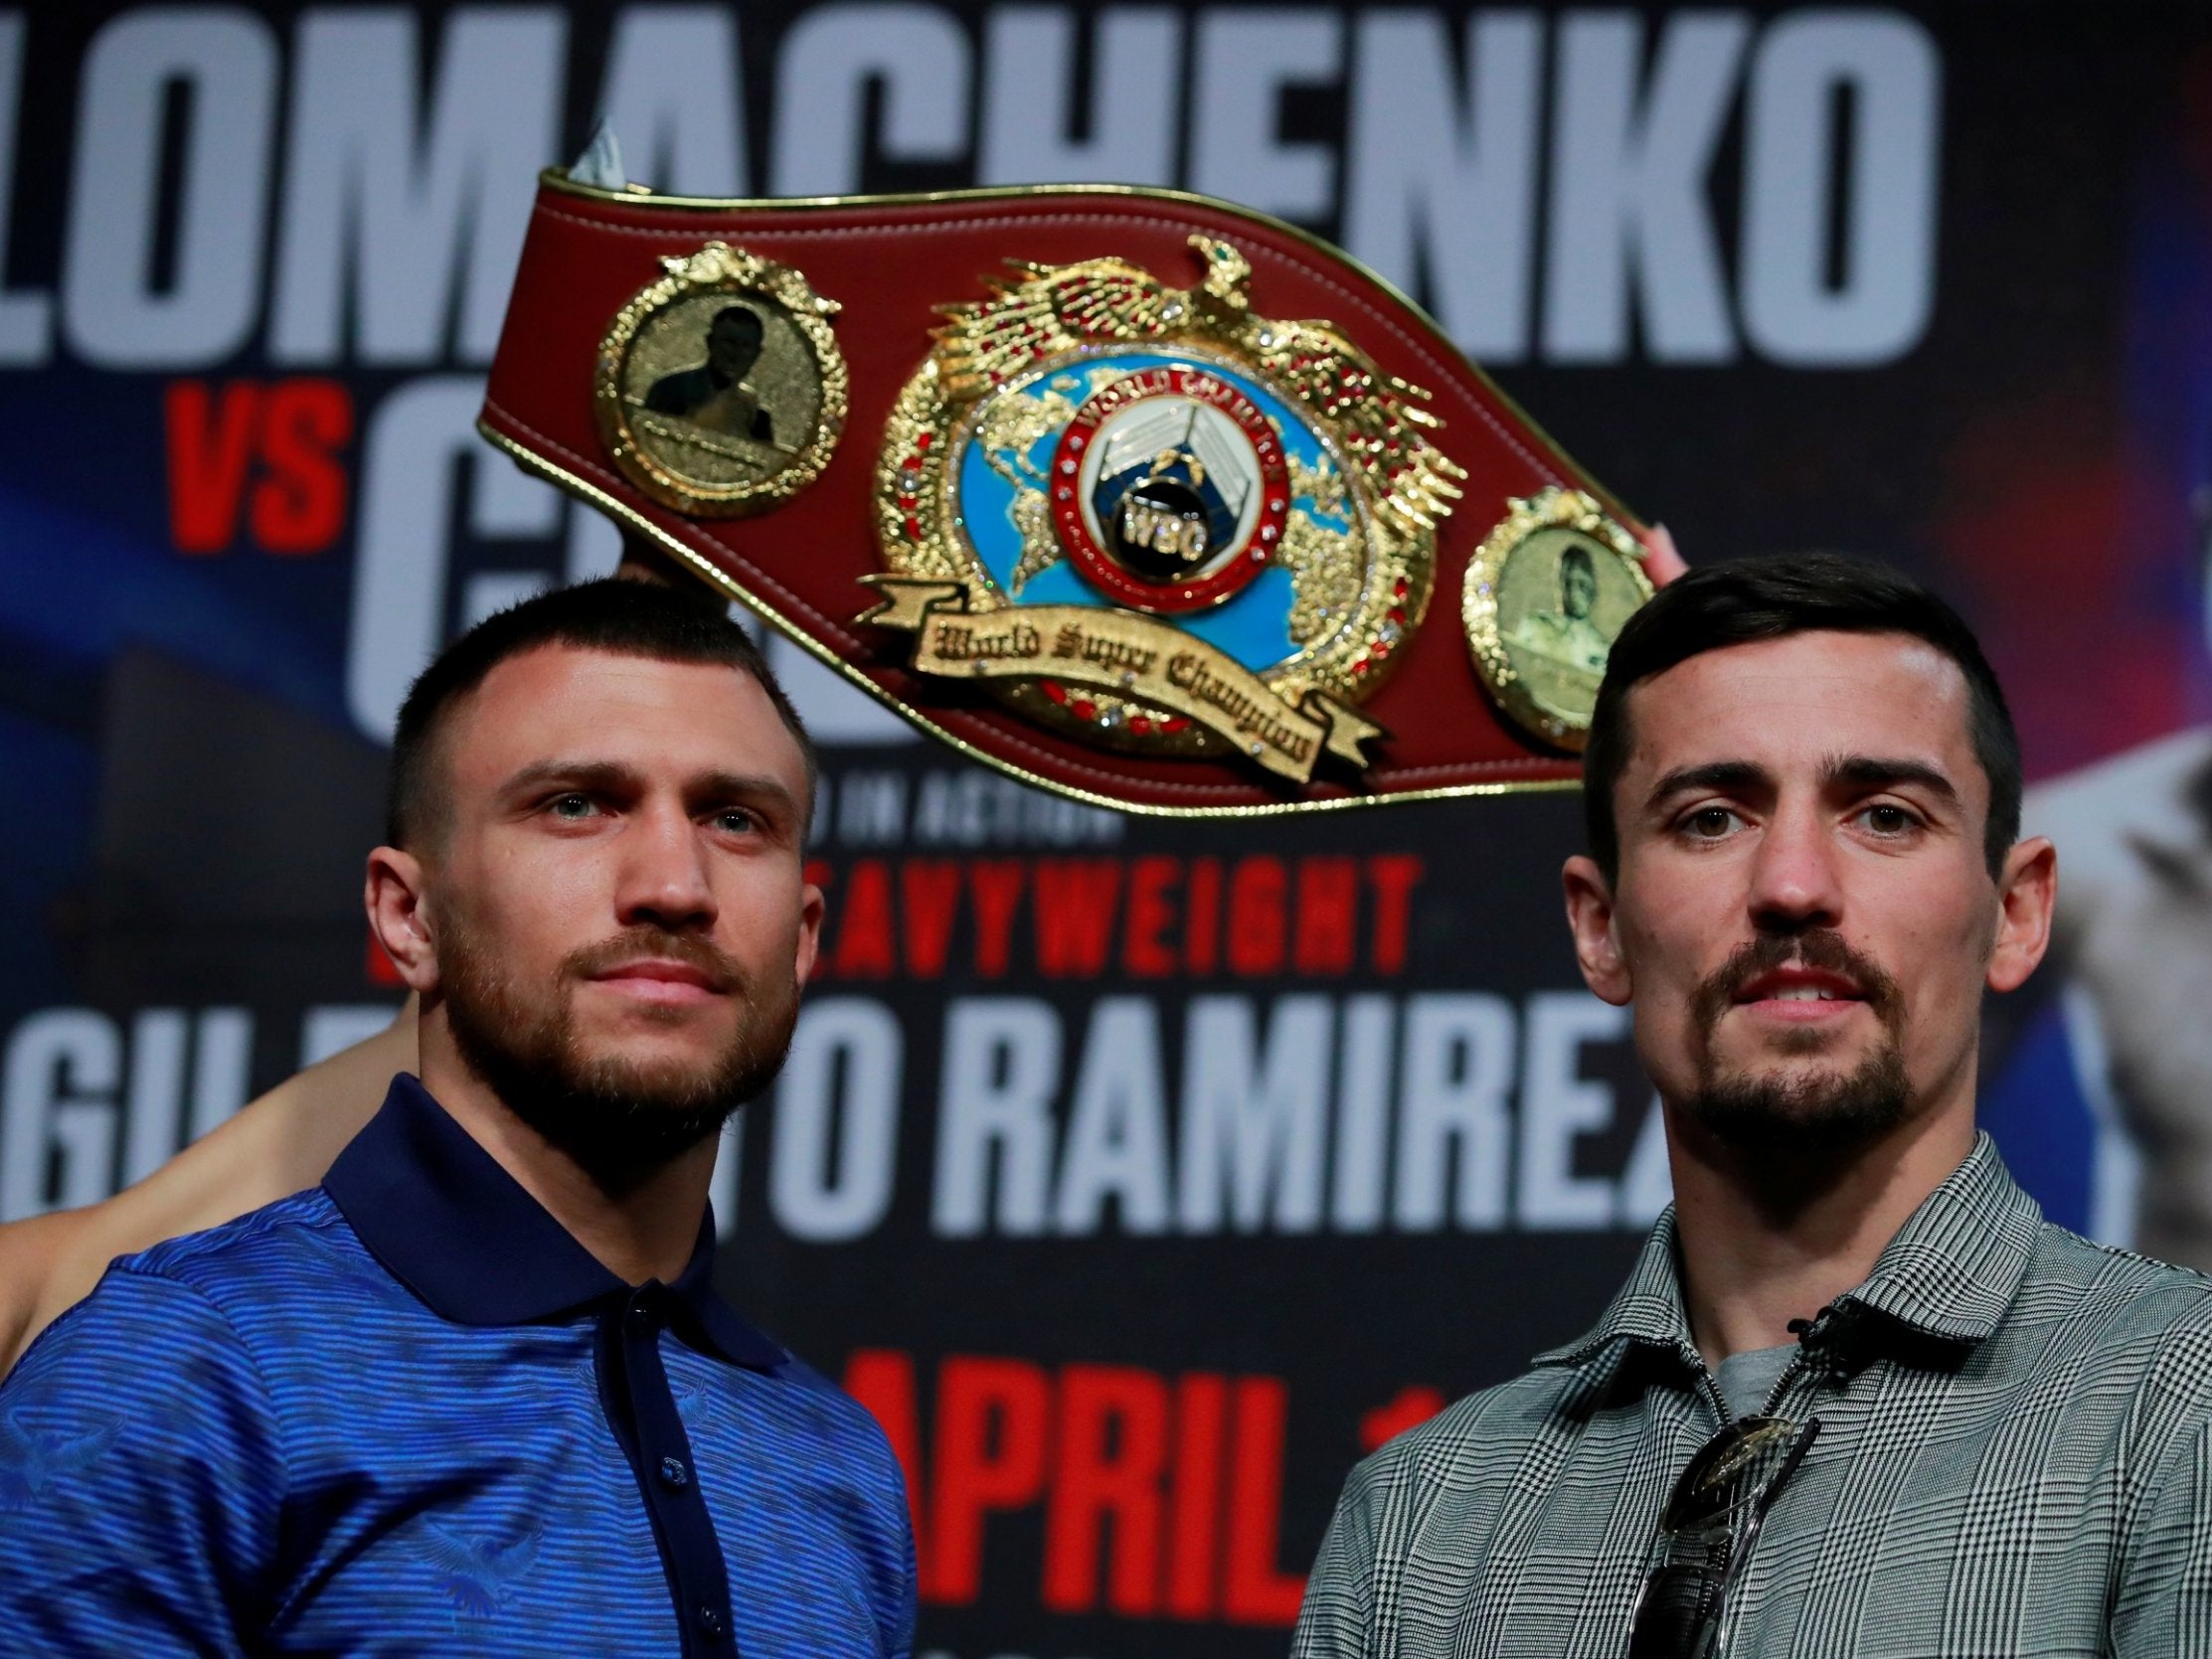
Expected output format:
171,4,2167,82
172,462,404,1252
1686,1044,1911,1154
440,916,798,1193
1681,927,1911,1154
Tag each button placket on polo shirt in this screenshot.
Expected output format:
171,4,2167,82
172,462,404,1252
607,1282,737,1654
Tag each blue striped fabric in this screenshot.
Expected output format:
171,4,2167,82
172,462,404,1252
0,1081,915,1656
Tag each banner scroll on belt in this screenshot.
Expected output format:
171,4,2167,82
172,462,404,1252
858,578,1383,785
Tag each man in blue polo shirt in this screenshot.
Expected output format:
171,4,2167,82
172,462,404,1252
0,579,914,1655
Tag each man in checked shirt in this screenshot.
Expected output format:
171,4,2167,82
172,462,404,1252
1295,555,2212,1658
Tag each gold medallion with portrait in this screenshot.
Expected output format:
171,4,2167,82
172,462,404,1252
594,243,847,517
1462,487,1653,750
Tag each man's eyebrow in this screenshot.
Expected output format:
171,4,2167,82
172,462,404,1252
1645,759,1772,812
500,758,639,796
501,760,801,817
1823,754,1961,805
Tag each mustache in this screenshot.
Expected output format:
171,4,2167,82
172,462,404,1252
1690,927,1903,1036
562,927,746,995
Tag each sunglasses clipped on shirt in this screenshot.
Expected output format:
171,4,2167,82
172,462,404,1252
1626,1414,1822,1659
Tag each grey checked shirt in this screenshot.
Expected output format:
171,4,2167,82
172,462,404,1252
1293,1135,2212,1657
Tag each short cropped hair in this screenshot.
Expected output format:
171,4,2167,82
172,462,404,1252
386,578,816,850
1583,554,2020,882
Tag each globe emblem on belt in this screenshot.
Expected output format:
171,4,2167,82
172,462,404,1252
868,237,1468,782
1053,367,1290,613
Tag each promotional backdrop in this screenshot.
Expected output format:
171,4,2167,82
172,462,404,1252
6,5,2212,1655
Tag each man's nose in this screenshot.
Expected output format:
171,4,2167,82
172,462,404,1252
1747,798,1844,930
616,802,717,929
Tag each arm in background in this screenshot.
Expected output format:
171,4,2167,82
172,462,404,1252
0,1001,417,1377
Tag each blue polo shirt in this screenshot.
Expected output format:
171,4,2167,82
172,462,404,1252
0,1075,916,1656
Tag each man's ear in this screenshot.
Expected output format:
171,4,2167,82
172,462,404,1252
1987,835,2057,994
366,847,439,994
1563,854,1632,1006
793,878,826,987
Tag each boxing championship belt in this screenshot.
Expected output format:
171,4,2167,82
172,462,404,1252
480,170,1658,815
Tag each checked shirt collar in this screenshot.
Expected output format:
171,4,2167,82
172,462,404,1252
1533,1131,2044,1375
